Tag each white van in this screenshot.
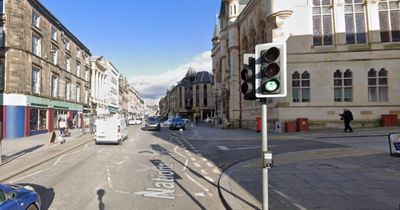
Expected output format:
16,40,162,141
95,115,128,144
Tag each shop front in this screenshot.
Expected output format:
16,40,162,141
2,94,84,139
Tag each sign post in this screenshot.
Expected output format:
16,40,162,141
261,99,273,210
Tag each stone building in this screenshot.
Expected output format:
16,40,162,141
90,56,108,115
127,85,143,119
0,0,91,138
212,0,400,130
160,68,215,121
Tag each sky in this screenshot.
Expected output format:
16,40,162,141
40,0,220,105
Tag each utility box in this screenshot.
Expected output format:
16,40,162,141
285,121,296,132
381,114,398,127
296,118,309,131
388,132,400,157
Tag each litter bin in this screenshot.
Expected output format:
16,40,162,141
388,132,400,157
381,114,398,127
256,117,261,132
296,118,309,131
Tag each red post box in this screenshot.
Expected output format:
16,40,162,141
296,118,309,131
256,117,262,132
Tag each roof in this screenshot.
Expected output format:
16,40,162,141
194,71,214,84
239,0,251,5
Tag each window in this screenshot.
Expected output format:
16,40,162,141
250,29,257,51
292,71,311,102
85,67,89,81
204,84,208,106
76,62,81,77
84,88,89,104
0,26,3,47
30,108,47,131
0,0,3,14
32,12,40,28
32,67,40,94
51,26,57,41
66,56,71,72
379,0,400,42
65,39,70,51
0,62,4,90
312,0,333,46
77,48,81,58
51,75,58,98
65,79,71,100
344,0,367,44
76,84,81,102
368,68,388,101
51,45,58,65
259,21,267,43
32,35,41,56
196,85,200,107
334,69,353,102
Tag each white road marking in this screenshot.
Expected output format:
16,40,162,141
200,169,208,175
106,169,112,188
270,186,307,210
115,190,130,194
183,159,188,171
190,157,196,161
205,176,214,183
212,168,221,174
185,173,209,192
201,158,207,161
117,160,125,165
217,146,229,151
173,147,187,159
193,162,202,168
97,148,106,154
10,168,49,183
184,149,190,153
53,144,88,166
207,193,213,197
206,162,214,167
194,192,206,197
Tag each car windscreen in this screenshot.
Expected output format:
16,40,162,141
172,118,183,122
147,118,159,123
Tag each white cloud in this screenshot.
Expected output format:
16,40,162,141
129,51,212,106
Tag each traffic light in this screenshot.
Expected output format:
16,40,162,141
255,43,287,98
241,54,256,100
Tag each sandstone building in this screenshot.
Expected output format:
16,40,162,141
160,68,215,121
212,0,400,130
0,0,91,138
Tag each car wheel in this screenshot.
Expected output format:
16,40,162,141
27,204,39,210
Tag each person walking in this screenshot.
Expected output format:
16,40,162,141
340,108,353,132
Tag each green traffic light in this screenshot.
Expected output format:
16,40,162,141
264,79,280,93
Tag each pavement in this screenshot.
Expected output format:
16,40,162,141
201,126,400,210
0,129,93,182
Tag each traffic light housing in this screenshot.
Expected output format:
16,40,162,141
255,43,287,98
241,54,256,100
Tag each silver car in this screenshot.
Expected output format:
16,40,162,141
145,117,161,131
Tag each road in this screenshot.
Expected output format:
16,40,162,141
8,124,394,210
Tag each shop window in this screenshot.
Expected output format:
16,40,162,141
30,108,47,131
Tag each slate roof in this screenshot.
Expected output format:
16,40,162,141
194,71,214,84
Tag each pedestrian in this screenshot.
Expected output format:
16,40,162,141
339,108,353,132
59,118,66,136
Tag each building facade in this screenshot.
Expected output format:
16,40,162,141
0,0,91,138
90,56,107,115
128,85,144,119
160,68,215,121
212,0,400,130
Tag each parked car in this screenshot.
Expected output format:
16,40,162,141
163,119,172,127
0,184,41,210
95,115,128,145
204,117,212,123
170,117,186,130
128,118,142,125
145,117,161,131
182,118,191,126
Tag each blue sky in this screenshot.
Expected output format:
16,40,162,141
40,0,219,104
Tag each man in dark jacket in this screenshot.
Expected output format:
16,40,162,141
340,108,353,132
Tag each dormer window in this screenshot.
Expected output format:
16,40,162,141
51,26,57,41
77,48,81,58
65,39,70,51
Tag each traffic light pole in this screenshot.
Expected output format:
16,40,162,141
261,98,270,210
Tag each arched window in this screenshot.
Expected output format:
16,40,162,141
242,36,248,53
250,29,256,52
334,69,353,102
292,71,311,103
259,20,267,43
368,68,388,101
344,0,367,44
312,0,333,46
378,0,400,42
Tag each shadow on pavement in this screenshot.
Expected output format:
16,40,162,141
17,183,55,210
2,145,45,163
97,189,105,210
